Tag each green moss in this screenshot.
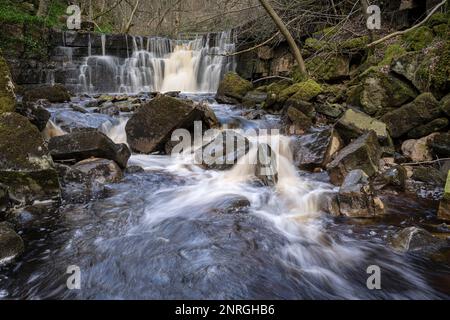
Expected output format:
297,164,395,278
427,12,450,27
282,79,322,102
306,54,349,81
340,36,369,50
433,24,450,39
379,44,407,66
0,0,65,28
403,26,434,51
216,72,253,101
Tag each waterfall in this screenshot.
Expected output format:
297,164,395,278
77,31,236,94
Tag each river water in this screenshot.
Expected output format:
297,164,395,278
0,93,448,299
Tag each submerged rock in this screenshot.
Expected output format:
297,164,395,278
15,100,51,131
291,127,342,171
126,95,217,154
23,84,71,103
0,112,60,204
338,169,385,218
0,55,16,116
389,227,445,253
216,72,253,104
49,129,130,169
0,224,24,265
326,131,382,185
381,93,441,138
438,171,450,221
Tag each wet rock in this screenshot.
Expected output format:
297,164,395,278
388,227,445,253
209,195,251,215
126,95,217,154
0,112,60,204
381,93,441,138
291,127,342,171
70,104,89,114
284,106,312,134
49,129,130,169
0,224,24,265
279,79,322,106
55,164,106,204
336,109,393,150
411,167,446,185
255,143,278,187
326,131,382,185
216,72,253,104
201,130,250,170
347,69,417,116
372,165,407,191
315,103,345,118
429,132,450,158
438,171,450,221
0,55,16,116
164,91,180,98
338,169,385,217
401,133,437,162
0,183,10,214
94,102,120,116
243,91,267,105
23,84,71,103
15,100,51,131
285,99,315,118
73,158,123,184
125,166,145,174
407,118,449,139
320,192,341,216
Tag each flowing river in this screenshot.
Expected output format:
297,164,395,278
0,93,449,299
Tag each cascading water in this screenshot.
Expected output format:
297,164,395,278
78,32,235,94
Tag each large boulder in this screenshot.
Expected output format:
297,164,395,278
126,95,218,154
0,112,60,204
15,100,50,131
0,55,15,116
22,84,71,103
326,131,382,185
347,69,417,116
338,169,385,218
429,132,450,158
335,109,393,150
438,170,450,221
391,42,450,99
0,224,24,264
216,72,253,104
381,93,441,138
49,129,130,169
291,127,342,170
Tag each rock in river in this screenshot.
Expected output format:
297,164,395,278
73,158,123,184
22,84,72,103
0,112,60,204
326,131,382,185
126,95,218,154
49,129,131,169
0,224,24,265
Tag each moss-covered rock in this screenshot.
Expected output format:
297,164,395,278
0,55,15,116
403,26,434,51
23,84,71,103
381,93,441,138
347,68,417,115
216,72,253,104
391,42,450,99
306,54,350,82
0,112,60,204
280,79,322,104
441,93,450,116
378,44,407,67
407,118,449,139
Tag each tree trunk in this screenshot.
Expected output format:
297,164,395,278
258,0,307,77
37,0,50,18
124,0,140,34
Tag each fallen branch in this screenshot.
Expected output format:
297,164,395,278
367,0,448,48
401,158,450,166
252,76,293,84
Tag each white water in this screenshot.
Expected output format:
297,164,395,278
78,32,235,94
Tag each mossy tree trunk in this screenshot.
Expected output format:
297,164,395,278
258,0,307,77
